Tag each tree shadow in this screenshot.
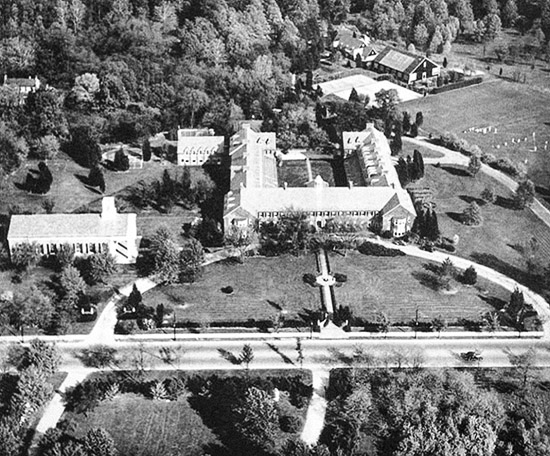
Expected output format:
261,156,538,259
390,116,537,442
508,243,524,254
470,252,534,291
494,195,516,210
266,300,283,312
265,343,294,365
74,174,103,194
459,195,484,205
217,348,242,365
411,270,441,291
441,165,470,177
446,211,464,223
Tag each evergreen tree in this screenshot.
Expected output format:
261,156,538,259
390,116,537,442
514,179,535,209
427,209,440,241
410,123,419,137
415,111,424,128
127,283,142,309
462,201,483,226
507,287,526,324
462,266,477,285
114,148,130,171
443,57,448,68
348,87,360,103
413,149,424,178
402,111,411,134
390,120,403,156
88,166,105,192
395,157,410,186
142,138,151,162
468,154,482,176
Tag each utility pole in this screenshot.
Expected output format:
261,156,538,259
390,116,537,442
173,309,177,341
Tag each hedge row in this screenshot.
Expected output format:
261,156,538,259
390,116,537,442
431,76,483,94
357,241,405,257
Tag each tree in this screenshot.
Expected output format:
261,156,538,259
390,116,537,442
415,111,424,128
56,243,75,271
235,386,278,453
11,366,53,423
42,198,55,214
23,88,68,138
7,339,60,375
440,257,456,278
402,111,412,134
114,148,130,171
443,56,448,68
480,186,496,204
83,428,118,456
225,225,254,263
413,149,425,179
462,201,483,226
0,122,28,174
10,242,41,271
431,316,448,337
507,287,527,325
60,265,87,305
375,311,391,335
85,252,117,284
148,228,180,284
468,154,482,176
127,284,142,310
179,237,204,283
348,87,360,103
68,125,102,168
375,89,400,122
462,265,477,285
514,179,535,209
502,0,518,27
390,120,403,155
79,345,117,369
296,338,304,369
34,135,60,160
509,347,537,388
482,13,502,41
88,166,106,192
142,138,151,162
240,344,255,370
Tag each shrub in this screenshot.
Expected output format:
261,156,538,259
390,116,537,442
114,148,130,171
221,285,234,294
114,319,138,335
462,266,477,285
357,241,405,257
430,76,482,94
480,186,496,204
302,273,317,286
333,273,347,283
279,414,303,433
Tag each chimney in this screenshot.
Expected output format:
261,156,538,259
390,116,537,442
101,197,117,219
348,180,353,189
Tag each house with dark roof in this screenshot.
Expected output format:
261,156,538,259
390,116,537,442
224,124,416,237
372,47,440,84
7,197,139,264
332,25,373,61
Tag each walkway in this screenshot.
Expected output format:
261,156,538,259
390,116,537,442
315,250,335,314
301,369,330,446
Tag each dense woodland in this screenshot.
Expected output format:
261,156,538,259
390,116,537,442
0,0,548,182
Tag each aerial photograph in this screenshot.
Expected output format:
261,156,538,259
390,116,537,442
2,0,550,455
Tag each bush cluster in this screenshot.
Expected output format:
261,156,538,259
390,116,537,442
431,76,483,94
357,241,405,257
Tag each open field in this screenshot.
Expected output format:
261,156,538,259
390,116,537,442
144,255,320,327
417,164,550,281
330,251,508,325
402,79,550,188
65,394,219,456
1,153,176,214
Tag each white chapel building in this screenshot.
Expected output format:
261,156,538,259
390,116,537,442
7,197,139,264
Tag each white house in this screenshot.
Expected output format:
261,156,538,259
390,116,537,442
176,128,225,166
7,197,139,264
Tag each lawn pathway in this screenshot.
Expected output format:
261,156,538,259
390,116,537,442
301,368,330,446
315,249,335,315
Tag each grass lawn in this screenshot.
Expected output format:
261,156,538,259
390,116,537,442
278,160,335,187
144,255,320,327
65,394,219,456
415,164,550,286
1,153,177,214
330,251,509,325
402,78,550,188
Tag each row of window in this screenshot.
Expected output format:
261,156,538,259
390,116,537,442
37,242,107,255
257,210,377,218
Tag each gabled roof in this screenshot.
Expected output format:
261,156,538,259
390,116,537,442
8,213,136,240
374,47,438,74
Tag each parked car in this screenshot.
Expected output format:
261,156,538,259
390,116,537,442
460,351,483,362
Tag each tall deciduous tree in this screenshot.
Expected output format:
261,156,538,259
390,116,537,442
514,179,535,209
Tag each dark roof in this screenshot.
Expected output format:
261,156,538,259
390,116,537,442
374,47,438,74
